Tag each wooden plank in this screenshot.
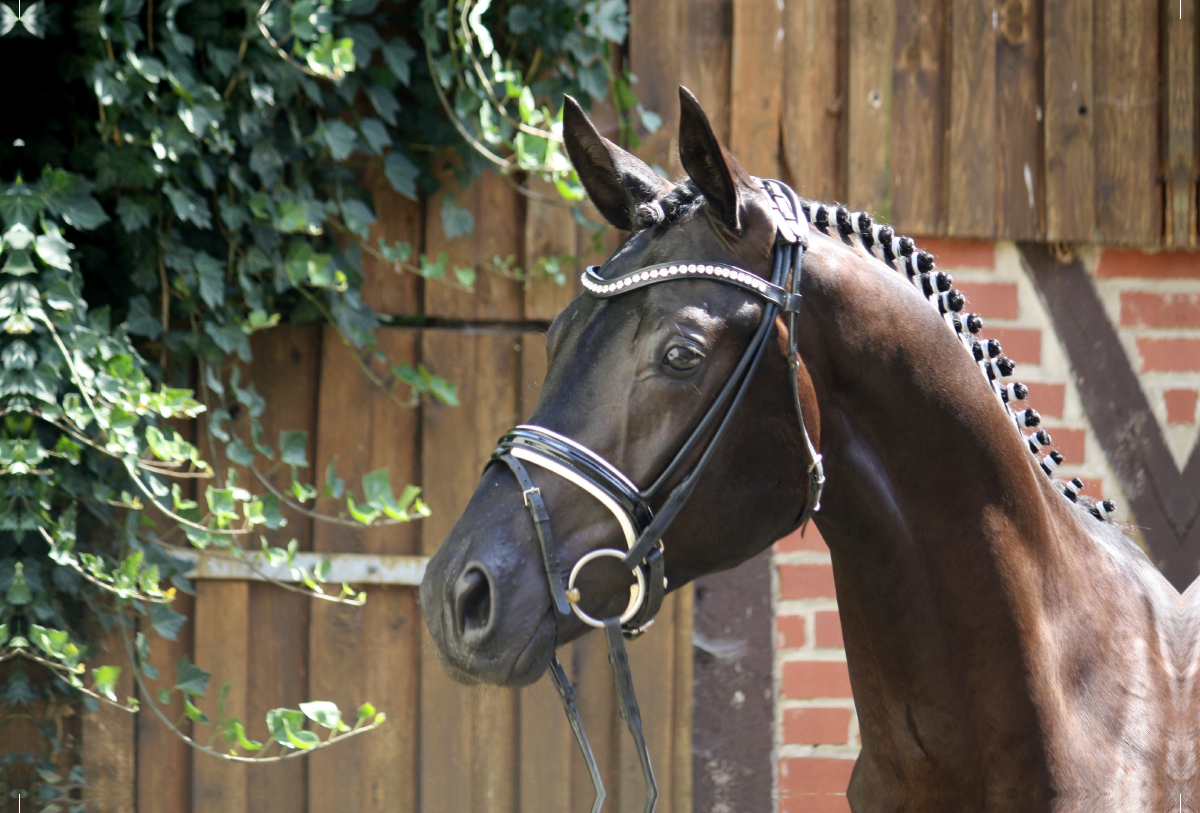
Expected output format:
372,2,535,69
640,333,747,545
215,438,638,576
730,0,785,175
524,180,582,322
420,329,522,813
425,171,525,321
1164,0,1197,247
309,327,421,813
137,592,195,813
1093,0,1160,245
782,0,843,202
192,580,250,813
681,0,733,145
81,625,136,813
847,0,896,218
891,0,947,235
630,0,683,171
1043,0,1095,242
946,0,995,236
181,550,426,583
617,593,678,813
670,586,694,813
360,158,422,316
996,0,1044,240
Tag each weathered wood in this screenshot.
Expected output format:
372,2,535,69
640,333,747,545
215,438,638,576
420,329,521,813
1093,0,1160,245
1043,0,1095,242
996,0,1044,240
424,171,525,321
847,0,896,218
730,0,785,175
524,180,581,322
309,327,421,813
617,593,679,813
782,0,842,201
81,625,136,813
681,0,733,144
946,0,994,236
192,580,250,813
890,0,946,235
137,591,195,813
1164,0,1197,247
670,586,694,813
360,158,422,315
630,0,683,171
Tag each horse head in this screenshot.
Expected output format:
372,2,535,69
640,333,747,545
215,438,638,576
420,89,817,687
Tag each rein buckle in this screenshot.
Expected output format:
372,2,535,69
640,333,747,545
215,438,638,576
521,485,541,507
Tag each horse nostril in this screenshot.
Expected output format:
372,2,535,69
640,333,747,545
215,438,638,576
455,564,495,643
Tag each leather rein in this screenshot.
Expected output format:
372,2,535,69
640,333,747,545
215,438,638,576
488,179,822,813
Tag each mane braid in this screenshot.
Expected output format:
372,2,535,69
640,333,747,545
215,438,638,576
800,200,1117,524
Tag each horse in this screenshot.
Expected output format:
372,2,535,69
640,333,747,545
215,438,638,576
420,88,1196,812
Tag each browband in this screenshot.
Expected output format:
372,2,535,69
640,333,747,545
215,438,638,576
582,262,803,313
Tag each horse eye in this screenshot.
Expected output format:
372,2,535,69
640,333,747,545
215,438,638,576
664,344,703,372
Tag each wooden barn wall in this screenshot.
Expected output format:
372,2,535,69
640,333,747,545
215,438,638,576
60,1,1196,810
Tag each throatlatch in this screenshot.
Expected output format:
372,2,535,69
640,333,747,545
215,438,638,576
490,178,822,813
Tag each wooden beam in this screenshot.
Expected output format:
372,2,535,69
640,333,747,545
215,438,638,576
629,0,682,172
782,0,843,202
731,0,785,175
947,0,995,236
1043,0,1095,242
1094,0,1161,245
359,157,422,315
1163,0,1197,247
996,0,1044,240
847,0,896,218
81,626,136,813
524,179,582,322
175,550,427,585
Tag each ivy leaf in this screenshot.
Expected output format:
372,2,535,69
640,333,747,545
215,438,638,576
384,151,419,200
358,118,391,154
194,253,225,308
34,227,74,270
206,486,238,520
150,602,188,641
585,0,629,42
323,456,345,499
300,700,344,730
366,84,400,126
116,197,152,231
163,183,212,228
174,655,211,697
440,195,474,239
321,121,358,161
507,6,540,33
340,198,376,239
92,666,122,701
381,37,416,86
279,431,309,467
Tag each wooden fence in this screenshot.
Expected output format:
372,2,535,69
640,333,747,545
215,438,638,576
18,1,1189,810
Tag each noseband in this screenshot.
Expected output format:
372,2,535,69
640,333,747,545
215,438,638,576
489,179,823,813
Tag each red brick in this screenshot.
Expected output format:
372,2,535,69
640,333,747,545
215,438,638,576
777,524,830,553
1095,248,1200,279
1137,337,1200,372
777,614,807,650
984,327,1041,365
1078,478,1104,499
782,660,853,698
779,756,857,794
1120,292,1200,329
814,611,844,648
1012,382,1065,418
1165,389,1199,424
784,707,853,745
913,237,995,270
957,282,1019,319
779,564,837,600
781,795,851,813
1050,428,1086,465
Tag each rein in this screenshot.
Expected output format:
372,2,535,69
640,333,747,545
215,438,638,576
489,179,822,813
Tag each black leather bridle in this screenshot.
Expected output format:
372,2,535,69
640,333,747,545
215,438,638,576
489,179,823,813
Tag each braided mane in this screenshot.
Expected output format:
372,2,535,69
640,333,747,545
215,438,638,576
799,201,1117,525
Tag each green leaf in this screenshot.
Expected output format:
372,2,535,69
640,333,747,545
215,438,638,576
266,707,319,749
300,700,343,730
381,37,416,85
34,227,74,270
150,602,188,641
175,655,211,697
357,702,376,721
222,718,263,751
92,666,122,701
323,456,345,499
359,118,391,154
440,195,474,239
184,696,210,724
454,266,477,288
321,121,358,161
279,430,309,467
194,253,225,308
384,151,419,201
163,183,212,228
206,487,237,520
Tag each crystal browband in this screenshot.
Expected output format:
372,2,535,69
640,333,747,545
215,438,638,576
582,262,803,313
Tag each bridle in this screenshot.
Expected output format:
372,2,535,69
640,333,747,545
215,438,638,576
488,179,822,813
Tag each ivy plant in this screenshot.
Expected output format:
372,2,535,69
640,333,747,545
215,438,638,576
0,0,645,804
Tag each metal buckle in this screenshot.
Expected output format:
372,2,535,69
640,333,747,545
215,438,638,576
522,485,541,507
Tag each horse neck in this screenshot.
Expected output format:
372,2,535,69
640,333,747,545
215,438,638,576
796,235,1072,784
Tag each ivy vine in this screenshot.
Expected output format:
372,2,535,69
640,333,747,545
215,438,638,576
0,0,645,805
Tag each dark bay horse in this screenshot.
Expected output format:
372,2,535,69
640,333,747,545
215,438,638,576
420,88,1195,812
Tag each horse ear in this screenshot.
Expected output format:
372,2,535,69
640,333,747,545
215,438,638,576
562,96,671,231
677,86,751,232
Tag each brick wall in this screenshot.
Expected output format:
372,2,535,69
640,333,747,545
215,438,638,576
771,239,1200,810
